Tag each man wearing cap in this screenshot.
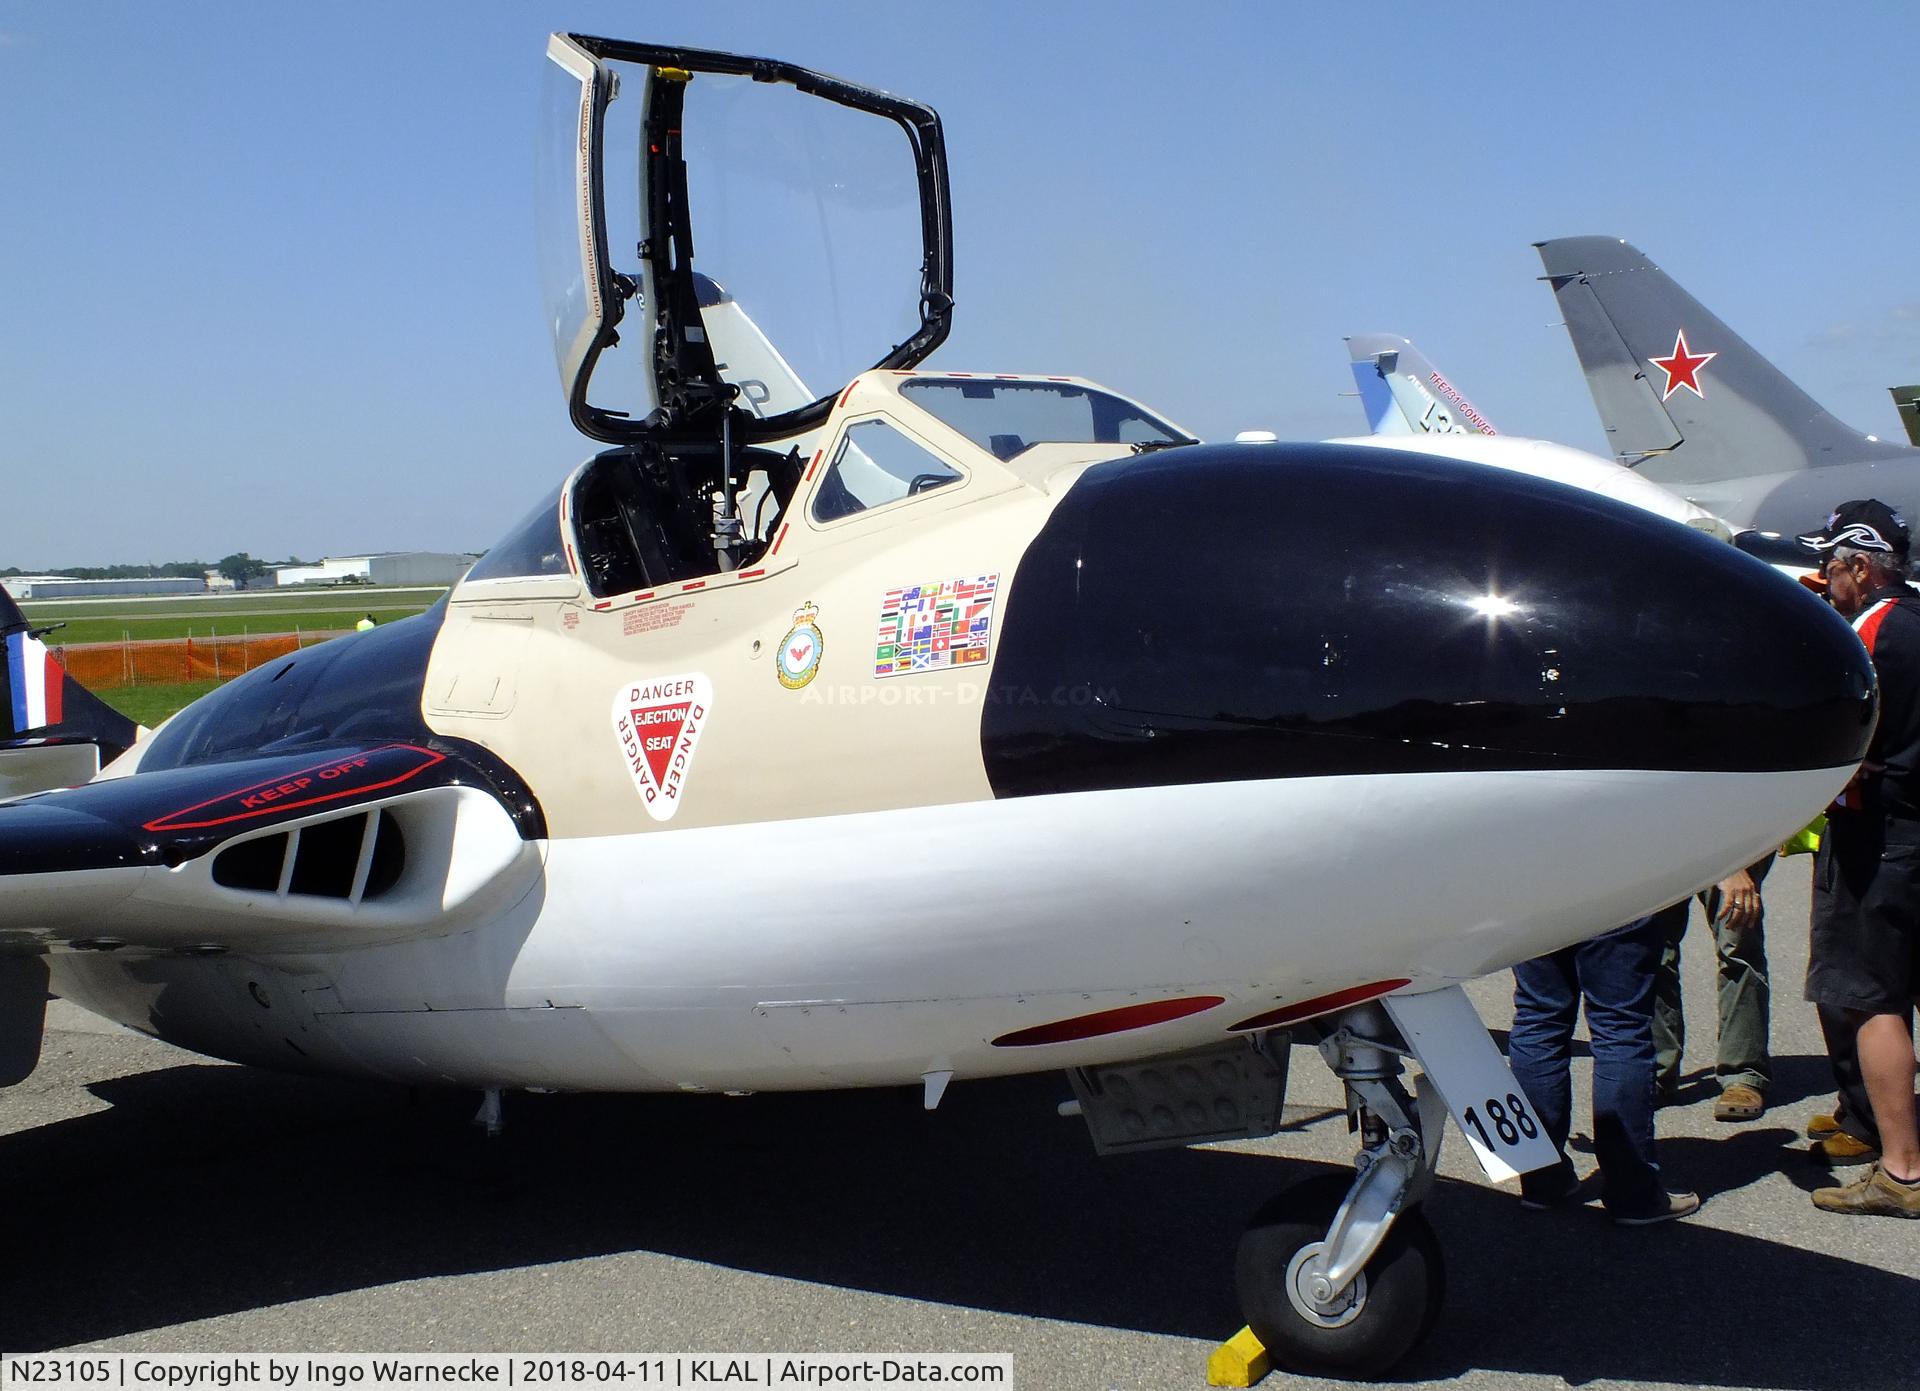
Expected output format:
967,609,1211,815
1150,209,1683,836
1798,499,1920,1217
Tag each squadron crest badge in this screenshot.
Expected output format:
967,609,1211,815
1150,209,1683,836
776,602,825,690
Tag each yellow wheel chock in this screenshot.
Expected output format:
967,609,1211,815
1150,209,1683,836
1206,1326,1270,1387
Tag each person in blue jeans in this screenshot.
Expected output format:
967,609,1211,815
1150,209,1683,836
1508,912,1701,1225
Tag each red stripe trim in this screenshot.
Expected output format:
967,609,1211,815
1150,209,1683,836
991,995,1224,1047
593,601,611,611
804,450,823,481
563,542,577,575
770,523,790,556
681,581,706,592
1855,598,1894,655
738,568,765,579
838,380,859,406
1227,980,1410,1033
44,657,64,725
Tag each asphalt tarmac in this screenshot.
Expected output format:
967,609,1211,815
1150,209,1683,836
3,855,1916,1390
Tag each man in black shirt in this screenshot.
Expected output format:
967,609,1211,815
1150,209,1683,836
1798,500,1920,1217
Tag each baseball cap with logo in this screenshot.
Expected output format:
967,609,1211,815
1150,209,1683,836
1797,499,1911,557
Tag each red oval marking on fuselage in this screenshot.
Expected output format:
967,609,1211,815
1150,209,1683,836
1226,979,1411,1033
991,995,1225,1048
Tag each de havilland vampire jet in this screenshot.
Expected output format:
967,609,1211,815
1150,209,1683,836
1537,235,1920,537
0,36,1883,1376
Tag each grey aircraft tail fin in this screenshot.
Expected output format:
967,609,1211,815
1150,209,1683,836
1344,334,1498,437
1534,236,1909,487
1891,385,1920,448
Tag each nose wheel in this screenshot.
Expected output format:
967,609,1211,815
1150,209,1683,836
1234,1004,1448,1378
1236,1173,1444,1377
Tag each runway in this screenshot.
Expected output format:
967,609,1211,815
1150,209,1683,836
3,856,1915,1390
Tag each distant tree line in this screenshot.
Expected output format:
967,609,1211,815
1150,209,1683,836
0,561,208,580
0,553,312,581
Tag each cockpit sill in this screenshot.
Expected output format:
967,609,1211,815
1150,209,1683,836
451,371,1193,616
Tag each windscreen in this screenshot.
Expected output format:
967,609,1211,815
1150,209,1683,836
536,39,606,405
900,380,1188,460
544,49,931,435
464,487,568,582
675,72,924,412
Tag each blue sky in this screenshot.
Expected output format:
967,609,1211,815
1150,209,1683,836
2,2,1915,566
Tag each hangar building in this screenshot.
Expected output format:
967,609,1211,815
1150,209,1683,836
8,576,208,599
274,552,476,587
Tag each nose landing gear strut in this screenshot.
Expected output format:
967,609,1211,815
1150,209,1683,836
1235,1004,1448,1379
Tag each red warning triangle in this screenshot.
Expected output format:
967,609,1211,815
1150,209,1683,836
632,698,692,790
612,672,712,822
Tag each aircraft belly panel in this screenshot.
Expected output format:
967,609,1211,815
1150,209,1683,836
458,762,1847,1090
45,760,1846,1092
313,1006,668,1091
49,952,364,1077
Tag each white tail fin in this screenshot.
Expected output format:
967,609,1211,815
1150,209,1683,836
1346,334,1497,438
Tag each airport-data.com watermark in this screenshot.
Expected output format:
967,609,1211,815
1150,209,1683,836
0,1354,1013,1389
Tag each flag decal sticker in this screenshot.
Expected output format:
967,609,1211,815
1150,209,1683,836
4,629,65,734
874,574,999,678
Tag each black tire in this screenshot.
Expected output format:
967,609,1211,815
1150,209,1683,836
1235,1172,1445,1379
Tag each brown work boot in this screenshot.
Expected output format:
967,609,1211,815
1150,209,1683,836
1811,1131,1880,1166
1612,1190,1702,1227
1714,1084,1765,1122
1811,1163,1920,1218
1806,1112,1841,1140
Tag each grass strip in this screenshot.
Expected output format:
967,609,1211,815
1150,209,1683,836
99,680,228,727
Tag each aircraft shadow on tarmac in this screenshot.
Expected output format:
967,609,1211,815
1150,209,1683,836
1,1061,1913,1388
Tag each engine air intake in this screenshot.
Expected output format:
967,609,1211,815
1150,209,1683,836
209,809,407,904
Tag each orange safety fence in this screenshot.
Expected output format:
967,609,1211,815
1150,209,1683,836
52,632,349,689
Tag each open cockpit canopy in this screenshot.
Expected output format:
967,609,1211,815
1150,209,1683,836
539,34,954,447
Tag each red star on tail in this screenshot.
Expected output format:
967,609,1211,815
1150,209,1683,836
1648,329,1716,400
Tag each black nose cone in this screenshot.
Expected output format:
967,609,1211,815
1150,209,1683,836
982,443,1875,796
